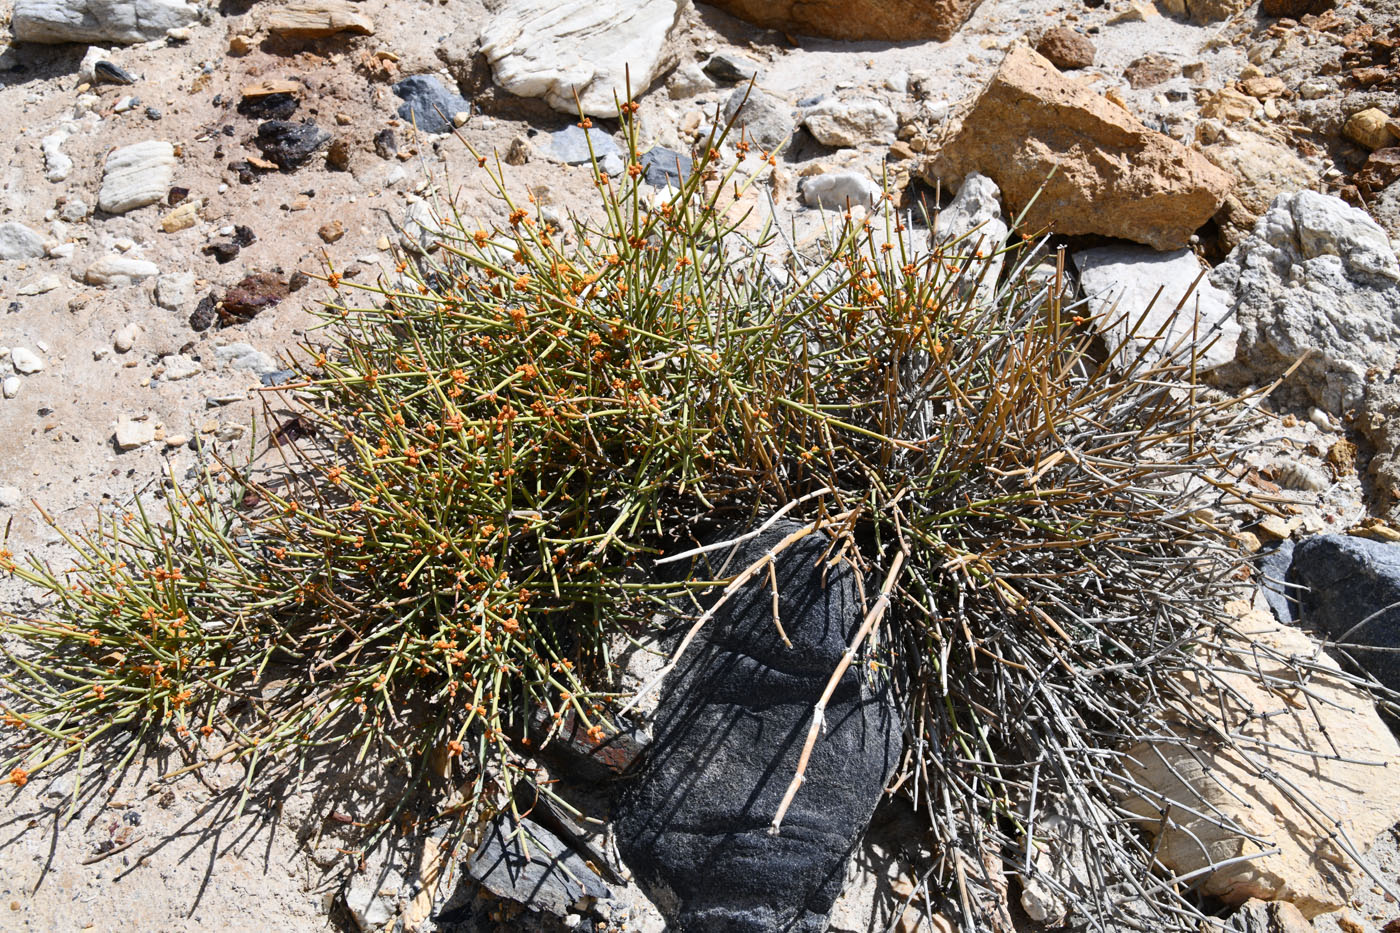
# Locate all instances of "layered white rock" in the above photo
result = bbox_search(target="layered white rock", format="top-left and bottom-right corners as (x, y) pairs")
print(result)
(98, 140), (174, 214)
(13, 0), (198, 44)
(1075, 244), (1239, 371)
(480, 0), (687, 118)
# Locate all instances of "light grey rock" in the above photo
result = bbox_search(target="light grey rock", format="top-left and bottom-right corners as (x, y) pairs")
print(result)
(480, 0), (687, 118)
(13, 0), (198, 44)
(17, 275), (62, 295)
(1212, 191), (1400, 414)
(1, 376), (17, 399)
(77, 45), (109, 82)
(98, 140), (174, 214)
(159, 353), (200, 380)
(114, 415), (154, 450)
(931, 172), (1009, 308)
(667, 60), (714, 98)
(721, 86), (794, 152)
(549, 124), (621, 165)
(0, 486), (21, 508)
(113, 322), (140, 352)
(85, 255), (158, 286)
(42, 128), (73, 182)
(802, 97), (897, 148)
(59, 197), (89, 222)
(704, 51), (759, 83)
(11, 346), (45, 374)
(0, 222), (46, 260)
(215, 343), (278, 375)
(801, 171), (880, 211)
(341, 867), (402, 932)
(155, 271), (194, 310)
(1075, 244), (1239, 371)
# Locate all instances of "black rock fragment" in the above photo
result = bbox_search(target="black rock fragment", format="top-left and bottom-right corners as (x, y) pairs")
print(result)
(237, 92), (298, 121)
(614, 520), (902, 933)
(466, 816), (611, 918)
(392, 75), (470, 134)
(220, 272), (289, 326)
(1290, 534), (1400, 693)
(640, 146), (693, 189)
(254, 120), (330, 170)
(93, 60), (136, 85)
(373, 128), (398, 160)
(190, 293), (218, 331)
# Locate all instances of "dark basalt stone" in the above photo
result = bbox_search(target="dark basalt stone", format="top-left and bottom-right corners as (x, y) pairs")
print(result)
(614, 520), (902, 932)
(254, 120), (330, 170)
(640, 146), (693, 189)
(393, 75), (470, 135)
(1291, 534), (1400, 693)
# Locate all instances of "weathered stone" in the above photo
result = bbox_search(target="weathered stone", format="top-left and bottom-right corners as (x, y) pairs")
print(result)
(115, 416), (155, 450)
(1291, 535), (1400, 694)
(640, 146), (692, 188)
(706, 0), (987, 42)
(85, 255), (159, 286)
(1210, 191), (1400, 414)
(221, 273), (289, 324)
(1036, 27), (1095, 70)
(549, 124), (621, 165)
(1359, 381), (1400, 521)
(98, 140), (175, 215)
(160, 199), (201, 233)
(1224, 899), (1315, 933)
(393, 75), (470, 135)
(1120, 611), (1400, 918)
(801, 171), (880, 210)
(704, 51), (760, 83)
(261, 1), (374, 39)
(13, 0), (197, 44)
(1201, 128), (1317, 251)
(721, 86), (795, 152)
(1260, 0), (1334, 16)
(254, 121), (330, 170)
(42, 129), (72, 182)
(10, 347), (44, 374)
(479, 0), (687, 119)
(159, 353), (201, 381)
(615, 521), (901, 933)
(1186, 0), (1248, 22)
(1073, 245), (1239, 370)
(1122, 54), (1179, 89)
(1241, 75), (1286, 99)
(932, 172), (1008, 307)
(803, 97), (897, 148)
(931, 48), (1232, 250)
(0, 222), (46, 260)
(1201, 88), (1258, 122)
(467, 816), (611, 916)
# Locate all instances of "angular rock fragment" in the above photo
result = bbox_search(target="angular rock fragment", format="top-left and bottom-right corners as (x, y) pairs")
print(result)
(466, 816), (611, 917)
(0, 222), (46, 260)
(708, 0), (987, 42)
(254, 121), (330, 170)
(931, 47), (1231, 250)
(1290, 534), (1400, 693)
(1073, 245), (1239, 370)
(1200, 128), (1316, 251)
(721, 86), (795, 152)
(98, 140), (175, 215)
(802, 97), (896, 148)
(479, 0), (687, 118)
(13, 0), (197, 44)
(261, 0), (374, 39)
(615, 521), (901, 933)
(393, 75), (470, 134)
(639, 146), (692, 188)
(549, 124), (621, 165)
(1121, 610), (1400, 918)
(220, 272), (289, 325)
(801, 171), (880, 210)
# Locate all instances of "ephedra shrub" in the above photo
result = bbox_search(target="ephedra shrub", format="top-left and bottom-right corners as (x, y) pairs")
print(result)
(1, 104), (1373, 929)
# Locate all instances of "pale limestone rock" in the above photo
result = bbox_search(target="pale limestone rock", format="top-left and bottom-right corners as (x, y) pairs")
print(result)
(480, 0), (687, 118)
(159, 353), (201, 381)
(1074, 245), (1239, 371)
(1121, 612), (1400, 918)
(155, 271), (195, 310)
(11, 347), (45, 374)
(13, 0), (197, 44)
(98, 140), (175, 215)
(0, 222), (46, 260)
(42, 128), (73, 182)
(85, 255), (159, 286)
(802, 97), (897, 148)
(115, 415), (155, 450)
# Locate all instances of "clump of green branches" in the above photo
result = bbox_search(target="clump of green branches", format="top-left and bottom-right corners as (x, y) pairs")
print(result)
(0, 101), (1367, 929)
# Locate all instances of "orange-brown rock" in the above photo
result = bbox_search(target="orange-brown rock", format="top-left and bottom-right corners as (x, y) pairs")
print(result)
(706, 0), (985, 42)
(930, 47), (1233, 250)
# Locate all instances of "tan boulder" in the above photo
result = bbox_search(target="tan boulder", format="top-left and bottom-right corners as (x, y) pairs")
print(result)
(929, 47), (1232, 249)
(706, 0), (985, 42)
(262, 1), (374, 39)
(1120, 611), (1400, 918)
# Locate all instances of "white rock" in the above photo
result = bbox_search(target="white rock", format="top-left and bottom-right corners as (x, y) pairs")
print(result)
(1, 376), (18, 398)
(802, 97), (897, 148)
(160, 353), (201, 380)
(13, 0), (198, 44)
(0, 486), (21, 508)
(17, 275), (61, 295)
(85, 255), (159, 287)
(1075, 245), (1239, 371)
(77, 46), (109, 83)
(11, 347), (45, 374)
(114, 415), (155, 450)
(479, 0), (687, 118)
(1212, 191), (1400, 414)
(155, 271), (195, 310)
(59, 197), (89, 222)
(0, 222), (47, 260)
(215, 343), (278, 375)
(97, 140), (175, 215)
(113, 322), (141, 353)
(42, 129), (73, 182)
(932, 172), (1009, 308)
(801, 172), (881, 211)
